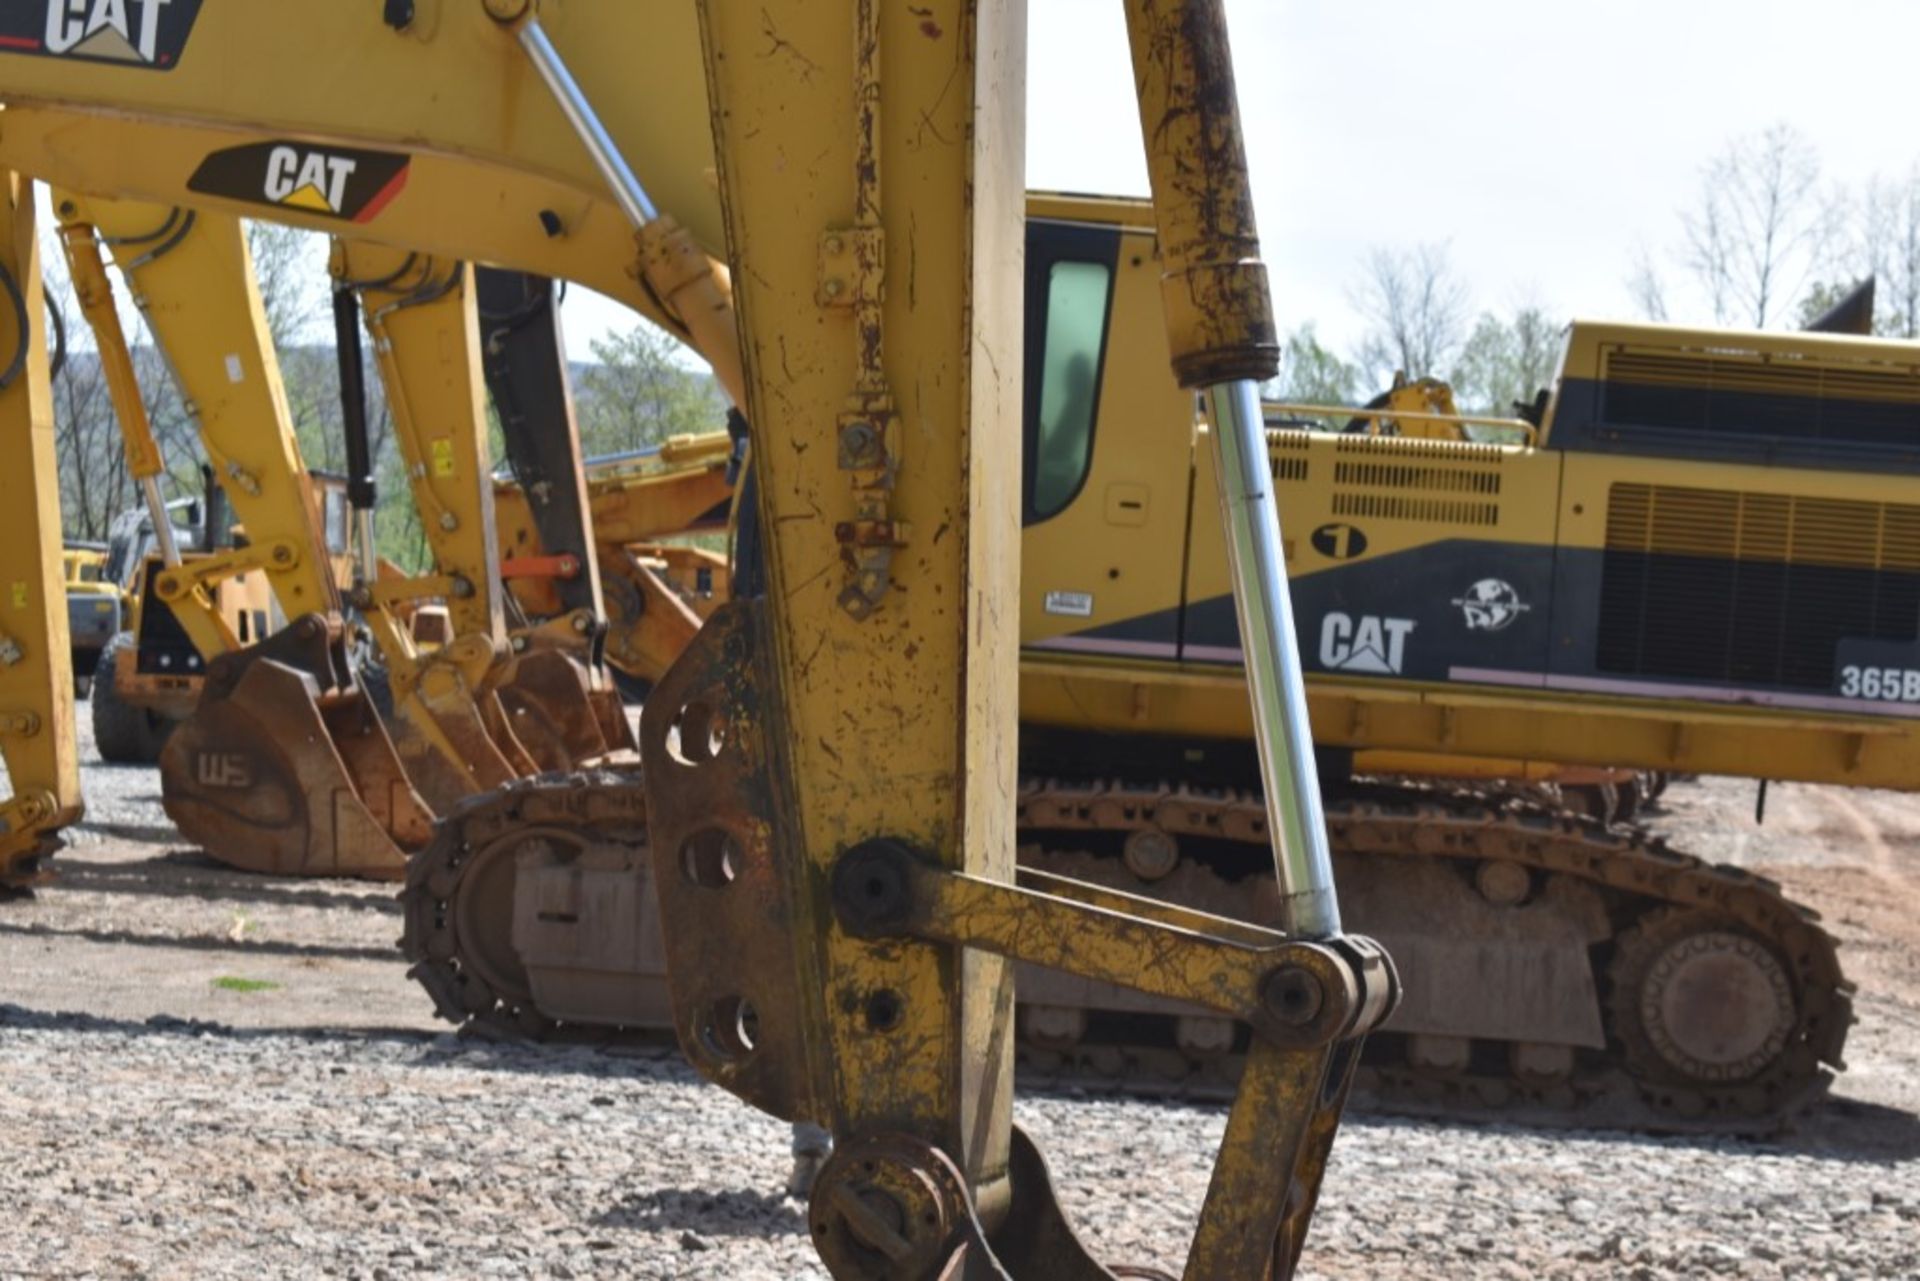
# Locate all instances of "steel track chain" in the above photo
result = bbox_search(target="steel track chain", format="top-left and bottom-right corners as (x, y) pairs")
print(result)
(398, 769), (1852, 1133)
(400, 770), (652, 1043)
(1016, 775), (1853, 1131)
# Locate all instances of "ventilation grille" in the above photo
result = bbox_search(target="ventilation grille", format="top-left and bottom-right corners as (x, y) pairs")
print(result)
(1600, 349), (1920, 449)
(1327, 438), (1503, 526)
(1263, 430), (1311, 483)
(1333, 435), (1507, 463)
(1332, 492), (1499, 526)
(1333, 460), (1501, 495)
(1597, 483), (1920, 689)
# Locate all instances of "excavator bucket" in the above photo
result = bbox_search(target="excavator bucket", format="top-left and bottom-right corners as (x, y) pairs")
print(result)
(159, 614), (430, 879)
(496, 646), (635, 766)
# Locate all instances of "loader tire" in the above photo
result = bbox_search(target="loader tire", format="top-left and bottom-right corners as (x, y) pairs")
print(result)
(90, 632), (174, 765)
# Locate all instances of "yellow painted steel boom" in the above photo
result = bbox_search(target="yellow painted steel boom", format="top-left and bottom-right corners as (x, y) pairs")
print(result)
(0, 170), (80, 891)
(0, 6), (1391, 1274)
(52, 193), (431, 879)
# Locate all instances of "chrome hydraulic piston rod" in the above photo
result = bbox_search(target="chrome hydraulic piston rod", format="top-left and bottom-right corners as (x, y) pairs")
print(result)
(1124, 0), (1341, 941)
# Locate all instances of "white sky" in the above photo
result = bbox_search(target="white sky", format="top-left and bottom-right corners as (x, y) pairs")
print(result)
(548, 0), (1920, 365)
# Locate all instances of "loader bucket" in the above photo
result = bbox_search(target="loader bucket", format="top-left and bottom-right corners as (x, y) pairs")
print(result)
(158, 615), (430, 879)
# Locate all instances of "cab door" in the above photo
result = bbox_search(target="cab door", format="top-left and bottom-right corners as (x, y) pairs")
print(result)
(1019, 217), (1196, 663)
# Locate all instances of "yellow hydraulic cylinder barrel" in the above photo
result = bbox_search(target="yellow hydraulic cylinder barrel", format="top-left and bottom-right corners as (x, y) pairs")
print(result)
(0, 172), (81, 889)
(57, 193), (342, 626)
(56, 225), (165, 482)
(1122, 0), (1280, 388)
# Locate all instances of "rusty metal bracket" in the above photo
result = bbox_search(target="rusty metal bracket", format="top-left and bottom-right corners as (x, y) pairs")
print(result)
(638, 599), (827, 1123)
(640, 600), (1398, 1278)
(830, 840), (1390, 1054)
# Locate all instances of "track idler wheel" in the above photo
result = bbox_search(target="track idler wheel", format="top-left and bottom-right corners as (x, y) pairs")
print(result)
(1609, 907), (1801, 1105)
(401, 771), (660, 1037)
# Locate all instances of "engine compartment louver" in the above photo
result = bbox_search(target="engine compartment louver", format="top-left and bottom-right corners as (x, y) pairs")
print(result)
(1598, 482), (1920, 689)
(1326, 436), (1502, 527)
(1600, 348), (1920, 450)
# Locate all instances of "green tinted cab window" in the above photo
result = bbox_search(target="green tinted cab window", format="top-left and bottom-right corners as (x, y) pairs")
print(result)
(1032, 260), (1112, 518)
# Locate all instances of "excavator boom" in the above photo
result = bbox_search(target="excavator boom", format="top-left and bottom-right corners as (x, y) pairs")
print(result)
(0, 170), (81, 891)
(1, 6), (1391, 1274)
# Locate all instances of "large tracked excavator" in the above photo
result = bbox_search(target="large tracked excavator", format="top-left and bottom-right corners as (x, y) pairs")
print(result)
(20, 0), (1888, 1134)
(4, 4), (1390, 1277)
(416, 192), (1882, 1133)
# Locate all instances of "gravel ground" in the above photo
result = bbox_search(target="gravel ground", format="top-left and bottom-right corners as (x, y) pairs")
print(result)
(1, 708), (1917, 1278)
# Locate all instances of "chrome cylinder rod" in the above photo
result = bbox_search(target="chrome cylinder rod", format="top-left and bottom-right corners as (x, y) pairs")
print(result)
(353, 508), (378, 591)
(1205, 378), (1341, 940)
(139, 476), (180, 567)
(513, 19), (659, 228)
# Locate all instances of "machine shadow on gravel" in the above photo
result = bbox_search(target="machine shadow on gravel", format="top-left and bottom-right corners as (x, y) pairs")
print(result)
(591, 1188), (807, 1238)
(0, 920), (399, 963)
(46, 852), (402, 915)
(1022, 1082), (1920, 1166)
(0, 1003), (715, 1085)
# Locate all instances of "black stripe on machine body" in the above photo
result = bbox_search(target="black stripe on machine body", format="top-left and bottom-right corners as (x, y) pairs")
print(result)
(1174, 536), (1920, 710)
(1184, 539), (1560, 684)
(1550, 375), (1920, 474)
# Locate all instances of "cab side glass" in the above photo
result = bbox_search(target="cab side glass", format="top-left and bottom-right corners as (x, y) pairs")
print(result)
(1031, 260), (1113, 520)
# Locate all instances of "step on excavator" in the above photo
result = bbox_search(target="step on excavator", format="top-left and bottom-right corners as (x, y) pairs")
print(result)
(15, 0), (1899, 1139)
(0, 3), (1397, 1275)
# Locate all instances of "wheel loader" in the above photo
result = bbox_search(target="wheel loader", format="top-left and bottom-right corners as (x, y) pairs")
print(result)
(85, 470), (280, 764)
(1, 4), (1398, 1276)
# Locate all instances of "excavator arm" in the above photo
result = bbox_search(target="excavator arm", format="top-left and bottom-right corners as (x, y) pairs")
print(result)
(0, 170), (80, 891)
(2, 4), (1394, 1273)
(52, 193), (431, 879)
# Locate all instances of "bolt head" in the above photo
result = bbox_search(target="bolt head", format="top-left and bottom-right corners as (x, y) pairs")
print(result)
(1262, 966), (1325, 1027)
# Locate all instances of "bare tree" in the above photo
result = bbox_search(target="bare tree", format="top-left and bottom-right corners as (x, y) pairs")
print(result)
(1351, 242), (1470, 387)
(245, 219), (327, 351)
(1626, 243), (1670, 322)
(1860, 169), (1920, 338)
(1680, 124), (1833, 328)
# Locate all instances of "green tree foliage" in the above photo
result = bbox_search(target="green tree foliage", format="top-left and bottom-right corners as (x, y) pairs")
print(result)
(1452, 307), (1561, 417)
(1269, 325), (1360, 408)
(574, 322), (725, 459)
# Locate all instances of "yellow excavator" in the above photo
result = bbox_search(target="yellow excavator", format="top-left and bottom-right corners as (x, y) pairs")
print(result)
(326, 243), (635, 812)
(0, 178), (79, 893)
(15, 7), (1881, 1129)
(438, 191), (1877, 1134)
(2, 5), (1396, 1277)
(57, 202), (649, 866)
(53, 195), (434, 878)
